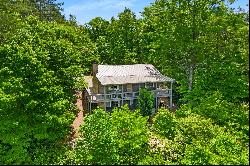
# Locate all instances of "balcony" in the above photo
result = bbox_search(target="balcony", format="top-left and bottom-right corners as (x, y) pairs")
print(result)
(87, 89), (171, 102)
(153, 89), (172, 97)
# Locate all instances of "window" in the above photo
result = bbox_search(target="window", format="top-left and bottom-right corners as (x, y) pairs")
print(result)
(123, 84), (127, 92)
(139, 83), (145, 88)
(145, 82), (155, 90)
(106, 85), (121, 93)
(106, 102), (111, 107)
(127, 84), (132, 92)
(132, 84), (140, 92)
(111, 101), (119, 108)
(108, 85), (118, 91)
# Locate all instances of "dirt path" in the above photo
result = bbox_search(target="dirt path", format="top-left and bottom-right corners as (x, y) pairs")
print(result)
(70, 91), (85, 141)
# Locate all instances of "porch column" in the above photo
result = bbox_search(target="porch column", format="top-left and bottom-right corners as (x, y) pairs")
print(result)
(104, 85), (107, 111)
(170, 82), (173, 109)
(87, 99), (89, 112)
(156, 97), (158, 110)
(89, 96), (92, 113)
(155, 83), (157, 110)
(121, 84), (124, 106)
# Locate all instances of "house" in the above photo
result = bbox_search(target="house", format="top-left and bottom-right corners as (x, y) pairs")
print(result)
(83, 64), (175, 113)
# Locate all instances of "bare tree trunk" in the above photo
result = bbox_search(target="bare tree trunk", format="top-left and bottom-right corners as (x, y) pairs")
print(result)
(188, 1), (197, 91)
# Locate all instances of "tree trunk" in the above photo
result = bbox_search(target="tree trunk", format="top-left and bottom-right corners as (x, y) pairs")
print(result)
(188, 64), (194, 91)
(188, 1), (197, 91)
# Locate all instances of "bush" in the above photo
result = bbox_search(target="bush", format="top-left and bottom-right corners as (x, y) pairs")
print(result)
(209, 133), (249, 165)
(176, 114), (220, 144)
(138, 88), (154, 117)
(75, 108), (117, 165)
(75, 105), (149, 165)
(192, 92), (249, 145)
(152, 108), (177, 139)
(181, 132), (249, 165)
(181, 141), (213, 165)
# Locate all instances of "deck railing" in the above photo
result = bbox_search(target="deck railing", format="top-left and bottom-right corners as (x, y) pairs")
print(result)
(87, 89), (171, 102)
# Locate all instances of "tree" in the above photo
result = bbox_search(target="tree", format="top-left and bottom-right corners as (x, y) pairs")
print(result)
(111, 106), (149, 164)
(86, 8), (143, 65)
(0, 0), (66, 43)
(75, 108), (118, 165)
(141, 0), (248, 104)
(75, 105), (149, 165)
(152, 108), (177, 139)
(182, 132), (249, 165)
(150, 107), (249, 165)
(0, 16), (95, 164)
(138, 88), (154, 117)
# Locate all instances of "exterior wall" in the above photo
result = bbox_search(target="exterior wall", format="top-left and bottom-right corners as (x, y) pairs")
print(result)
(127, 84), (132, 92)
(99, 84), (104, 94)
(87, 76), (173, 112)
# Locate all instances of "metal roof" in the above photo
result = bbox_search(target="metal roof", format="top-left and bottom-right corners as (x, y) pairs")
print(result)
(96, 64), (175, 85)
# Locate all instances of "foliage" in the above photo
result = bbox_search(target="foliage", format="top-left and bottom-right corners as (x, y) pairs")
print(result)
(181, 141), (212, 165)
(176, 114), (220, 144)
(0, 0), (249, 164)
(138, 88), (154, 117)
(152, 108), (177, 139)
(193, 92), (249, 125)
(0, 16), (95, 164)
(111, 106), (149, 164)
(141, 0), (248, 103)
(75, 108), (117, 165)
(75, 105), (149, 165)
(191, 91), (249, 144)
(86, 8), (143, 64)
(182, 132), (249, 165)
(0, 0), (65, 43)
(150, 107), (249, 165)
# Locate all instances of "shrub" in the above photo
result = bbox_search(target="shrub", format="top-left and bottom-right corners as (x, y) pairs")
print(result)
(152, 108), (177, 139)
(138, 88), (154, 117)
(75, 105), (149, 165)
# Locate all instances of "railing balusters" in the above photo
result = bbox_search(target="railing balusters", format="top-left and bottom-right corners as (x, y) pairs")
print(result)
(87, 88), (171, 102)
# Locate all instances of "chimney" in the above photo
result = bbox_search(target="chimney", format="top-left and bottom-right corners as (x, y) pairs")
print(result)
(92, 62), (98, 76)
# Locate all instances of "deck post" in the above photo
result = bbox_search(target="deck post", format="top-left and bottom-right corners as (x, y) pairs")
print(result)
(90, 102), (91, 113)
(87, 99), (89, 112)
(154, 83), (157, 110)
(104, 85), (107, 111)
(170, 82), (173, 109)
(121, 84), (124, 106)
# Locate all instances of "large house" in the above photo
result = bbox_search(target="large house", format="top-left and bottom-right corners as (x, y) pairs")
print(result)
(83, 64), (175, 113)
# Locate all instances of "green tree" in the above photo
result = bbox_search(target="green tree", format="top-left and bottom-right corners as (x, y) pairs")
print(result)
(152, 108), (177, 139)
(87, 8), (143, 64)
(111, 106), (149, 164)
(0, 0), (66, 43)
(75, 108), (118, 165)
(141, 0), (249, 104)
(182, 132), (249, 165)
(138, 88), (154, 117)
(0, 16), (95, 164)
(75, 105), (149, 165)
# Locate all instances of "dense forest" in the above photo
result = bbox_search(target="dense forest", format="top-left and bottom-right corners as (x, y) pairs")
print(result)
(0, 0), (249, 165)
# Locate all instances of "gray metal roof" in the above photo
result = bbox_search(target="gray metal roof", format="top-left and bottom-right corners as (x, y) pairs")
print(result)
(96, 64), (175, 85)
